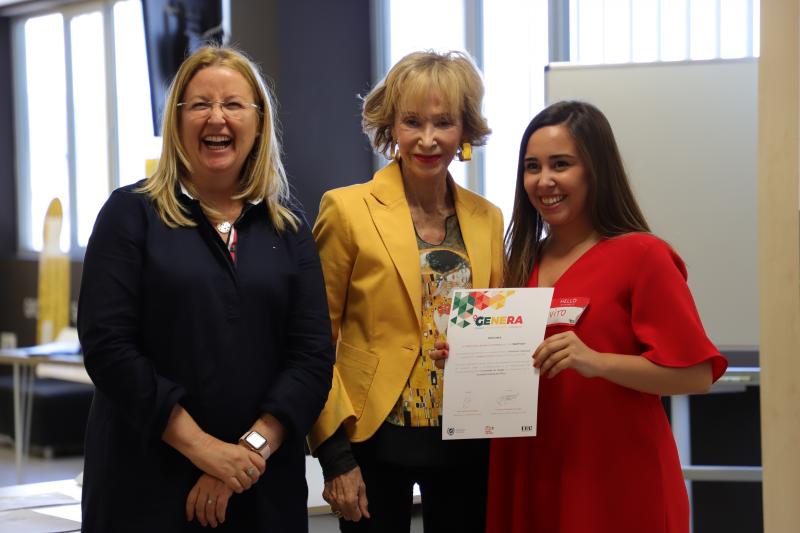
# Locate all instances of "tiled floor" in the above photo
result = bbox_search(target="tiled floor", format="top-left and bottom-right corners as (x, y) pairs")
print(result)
(0, 444), (83, 488)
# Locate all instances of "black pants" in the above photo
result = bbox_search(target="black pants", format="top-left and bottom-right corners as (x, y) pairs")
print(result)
(339, 423), (488, 533)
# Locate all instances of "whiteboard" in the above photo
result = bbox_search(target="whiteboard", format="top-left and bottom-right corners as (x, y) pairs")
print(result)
(546, 59), (758, 348)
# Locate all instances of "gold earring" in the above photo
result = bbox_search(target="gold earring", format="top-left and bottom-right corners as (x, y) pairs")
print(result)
(457, 142), (472, 162)
(393, 143), (400, 161)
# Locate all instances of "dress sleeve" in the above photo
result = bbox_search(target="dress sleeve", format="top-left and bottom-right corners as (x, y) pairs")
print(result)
(314, 425), (358, 481)
(307, 191), (359, 452)
(77, 190), (186, 450)
(259, 214), (336, 438)
(630, 238), (728, 382)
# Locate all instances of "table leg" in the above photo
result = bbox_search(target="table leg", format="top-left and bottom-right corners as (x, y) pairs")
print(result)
(23, 365), (35, 466)
(12, 363), (36, 484)
(12, 363), (22, 484)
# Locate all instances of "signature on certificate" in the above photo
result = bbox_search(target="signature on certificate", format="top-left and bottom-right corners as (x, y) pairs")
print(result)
(496, 391), (519, 406)
(462, 391), (473, 408)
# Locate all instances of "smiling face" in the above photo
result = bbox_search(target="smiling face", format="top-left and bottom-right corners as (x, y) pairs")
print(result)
(178, 65), (260, 190)
(391, 91), (464, 185)
(522, 124), (592, 233)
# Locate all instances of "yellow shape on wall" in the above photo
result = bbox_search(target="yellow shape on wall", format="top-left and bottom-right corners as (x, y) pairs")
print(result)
(37, 198), (70, 344)
(146, 158), (159, 178)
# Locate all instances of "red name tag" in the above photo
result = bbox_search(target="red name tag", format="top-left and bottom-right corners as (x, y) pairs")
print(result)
(547, 297), (590, 326)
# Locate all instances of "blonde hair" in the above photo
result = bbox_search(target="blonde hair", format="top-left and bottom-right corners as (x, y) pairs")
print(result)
(362, 50), (491, 158)
(138, 45), (298, 232)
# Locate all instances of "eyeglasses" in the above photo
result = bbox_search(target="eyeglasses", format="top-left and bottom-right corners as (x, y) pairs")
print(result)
(177, 100), (260, 119)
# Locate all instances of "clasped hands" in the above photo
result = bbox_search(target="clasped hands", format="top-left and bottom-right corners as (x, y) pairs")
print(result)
(429, 331), (602, 379)
(186, 437), (266, 528)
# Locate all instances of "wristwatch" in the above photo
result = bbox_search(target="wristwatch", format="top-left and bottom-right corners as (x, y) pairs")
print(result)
(239, 430), (271, 460)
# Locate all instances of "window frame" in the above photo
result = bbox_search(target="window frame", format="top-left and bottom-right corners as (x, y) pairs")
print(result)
(369, 0), (486, 194)
(568, 0), (759, 64)
(12, 0), (121, 256)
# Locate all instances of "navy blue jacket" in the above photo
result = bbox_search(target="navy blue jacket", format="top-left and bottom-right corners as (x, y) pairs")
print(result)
(78, 183), (334, 532)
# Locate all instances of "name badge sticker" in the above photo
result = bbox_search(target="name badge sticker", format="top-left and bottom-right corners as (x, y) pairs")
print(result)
(547, 297), (590, 326)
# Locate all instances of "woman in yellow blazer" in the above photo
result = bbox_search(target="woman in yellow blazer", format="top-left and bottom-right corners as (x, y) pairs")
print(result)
(308, 51), (504, 533)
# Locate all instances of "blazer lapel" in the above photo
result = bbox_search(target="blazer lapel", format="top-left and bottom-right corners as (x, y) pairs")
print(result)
(367, 163), (423, 326)
(453, 184), (491, 289)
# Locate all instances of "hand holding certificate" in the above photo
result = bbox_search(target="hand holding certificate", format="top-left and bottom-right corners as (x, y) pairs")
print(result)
(442, 288), (553, 440)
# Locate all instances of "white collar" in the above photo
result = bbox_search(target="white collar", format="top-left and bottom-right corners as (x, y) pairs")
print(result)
(179, 181), (262, 205)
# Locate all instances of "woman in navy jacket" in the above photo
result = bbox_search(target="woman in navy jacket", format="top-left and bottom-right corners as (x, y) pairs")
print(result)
(77, 46), (334, 532)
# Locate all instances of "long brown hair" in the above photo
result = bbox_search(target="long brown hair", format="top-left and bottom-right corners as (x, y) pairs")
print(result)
(504, 101), (650, 286)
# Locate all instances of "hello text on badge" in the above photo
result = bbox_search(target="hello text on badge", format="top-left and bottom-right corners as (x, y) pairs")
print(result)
(547, 297), (590, 326)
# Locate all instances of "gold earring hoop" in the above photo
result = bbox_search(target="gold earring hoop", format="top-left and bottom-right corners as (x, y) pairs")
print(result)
(457, 142), (472, 162)
(393, 143), (400, 161)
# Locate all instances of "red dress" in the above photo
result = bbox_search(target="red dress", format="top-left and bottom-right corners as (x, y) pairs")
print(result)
(486, 233), (727, 533)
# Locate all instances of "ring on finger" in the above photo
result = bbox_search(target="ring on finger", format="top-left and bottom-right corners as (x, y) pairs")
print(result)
(332, 509), (343, 518)
(246, 466), (257, 478)
(207, 499), (214, 505)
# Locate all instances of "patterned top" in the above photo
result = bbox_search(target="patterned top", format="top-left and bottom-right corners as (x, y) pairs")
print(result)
(387, 215), (472, 427)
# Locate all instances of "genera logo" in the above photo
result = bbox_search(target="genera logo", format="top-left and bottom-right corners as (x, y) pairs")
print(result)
(451, 290), (517, 328)
(474, 315), (523, 326)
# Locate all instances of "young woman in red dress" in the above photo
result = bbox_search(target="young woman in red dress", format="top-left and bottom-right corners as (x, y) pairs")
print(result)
(434, 100), (727, 532)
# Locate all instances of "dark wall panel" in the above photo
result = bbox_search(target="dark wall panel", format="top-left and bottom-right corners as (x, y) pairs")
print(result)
(275, 0), (373, 222)
(227, 0), (279, 88)
(0, 17), (17, 256)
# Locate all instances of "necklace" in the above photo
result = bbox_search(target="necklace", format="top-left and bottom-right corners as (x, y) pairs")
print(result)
(216, 221), (232, 234)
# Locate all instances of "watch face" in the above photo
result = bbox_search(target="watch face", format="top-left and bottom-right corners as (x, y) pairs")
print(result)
(245, 431), (267, 450)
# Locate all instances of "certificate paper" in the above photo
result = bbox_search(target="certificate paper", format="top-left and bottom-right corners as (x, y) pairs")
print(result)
(442, 288), (553, 440)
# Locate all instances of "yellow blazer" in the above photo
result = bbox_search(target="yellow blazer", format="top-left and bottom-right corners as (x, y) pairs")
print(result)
(307, 162), (505, 451)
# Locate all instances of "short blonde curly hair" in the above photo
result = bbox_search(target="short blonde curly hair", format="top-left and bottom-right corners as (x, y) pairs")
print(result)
(362, 50), (491, 158)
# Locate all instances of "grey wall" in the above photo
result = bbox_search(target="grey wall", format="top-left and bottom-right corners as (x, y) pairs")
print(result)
(231, 0), (374, 222)
(0, 16), (17, 256)
(0, 16), (21, 347)
(275, 0), (374, 221)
